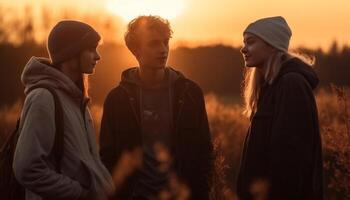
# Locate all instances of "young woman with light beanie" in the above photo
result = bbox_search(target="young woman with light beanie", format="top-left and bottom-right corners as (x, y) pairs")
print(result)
(236, 16), (324, 200)
(13, 20), (115, 200)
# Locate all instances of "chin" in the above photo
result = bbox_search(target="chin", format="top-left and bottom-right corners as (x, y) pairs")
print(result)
(245, 60), (260, 68)
(84, 69), (95, 74)
(244, 62), (254, 67)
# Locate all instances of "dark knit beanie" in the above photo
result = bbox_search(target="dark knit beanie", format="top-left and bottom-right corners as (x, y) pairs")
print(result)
(47, 20), (101, 65)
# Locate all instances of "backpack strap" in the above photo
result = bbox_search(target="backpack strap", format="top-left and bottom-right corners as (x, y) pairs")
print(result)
(26, 85), (64, 173)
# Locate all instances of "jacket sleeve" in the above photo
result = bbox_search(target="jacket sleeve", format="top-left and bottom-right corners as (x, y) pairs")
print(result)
(268, 73), (318, 199)
(99, 91), (119, 173)
(194, 86), (214, 200)
(13, 89), (85, 200)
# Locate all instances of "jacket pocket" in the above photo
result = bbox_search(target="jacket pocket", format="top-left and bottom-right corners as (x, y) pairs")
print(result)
(77, 160), (103, 200)
(63, 153), (96, 192)
(74, 160), (94, 190)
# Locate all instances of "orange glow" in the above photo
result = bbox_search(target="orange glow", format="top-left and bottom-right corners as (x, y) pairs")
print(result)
(105, 0), (185, 22)
(1, 0), (350, 50)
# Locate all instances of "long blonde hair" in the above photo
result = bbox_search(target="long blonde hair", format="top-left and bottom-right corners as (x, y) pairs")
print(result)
(242, 51), (315, 118)
(242, 51), (286, 118)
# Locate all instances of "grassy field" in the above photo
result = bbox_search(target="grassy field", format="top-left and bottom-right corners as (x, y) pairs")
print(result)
(0, 86), (349, 199)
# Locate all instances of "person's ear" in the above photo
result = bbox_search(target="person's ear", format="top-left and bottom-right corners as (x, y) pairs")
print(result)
(267, 44), (278, 53)
(72, 54), (82, 72)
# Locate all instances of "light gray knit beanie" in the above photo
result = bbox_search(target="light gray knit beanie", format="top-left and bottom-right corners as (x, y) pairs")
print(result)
(244, 16), (292, 52)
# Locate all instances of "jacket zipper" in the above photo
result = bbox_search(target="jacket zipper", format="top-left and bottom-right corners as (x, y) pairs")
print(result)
(81, 98), (94, 154)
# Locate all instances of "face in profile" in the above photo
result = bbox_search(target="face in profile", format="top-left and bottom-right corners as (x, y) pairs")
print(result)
(79, 46), (101, 74)
(134, 28), (170, 70)
(241, 32), (276, 68)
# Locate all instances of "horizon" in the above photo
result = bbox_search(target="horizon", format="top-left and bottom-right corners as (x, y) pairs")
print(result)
(1, 0), (350, 51)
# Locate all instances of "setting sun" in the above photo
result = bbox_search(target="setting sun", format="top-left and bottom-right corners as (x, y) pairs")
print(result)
(105, 0), (185, 22)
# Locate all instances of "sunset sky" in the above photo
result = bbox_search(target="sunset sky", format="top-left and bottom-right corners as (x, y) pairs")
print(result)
(2, 0), (350, 50)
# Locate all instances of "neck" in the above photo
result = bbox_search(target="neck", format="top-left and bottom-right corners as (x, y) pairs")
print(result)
(57, 61), (87, 98)
(138, 66), (166, 86)
(61, 65), (81, 83)
(59, 62), (84, 90)
(256, 65), (267, 78)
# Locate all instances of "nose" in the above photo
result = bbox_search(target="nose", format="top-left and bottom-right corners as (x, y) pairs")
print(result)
(160, 42), (168, 54)
(94, 51), (101, 61)
(240, 45), (247, 55)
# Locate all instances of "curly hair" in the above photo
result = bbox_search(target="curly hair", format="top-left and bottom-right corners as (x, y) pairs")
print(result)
(124, 15), (173, 53)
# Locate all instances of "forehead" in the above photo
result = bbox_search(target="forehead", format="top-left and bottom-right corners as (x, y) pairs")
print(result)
(243, 32), (259, 41)
(138, 28), (170, 42)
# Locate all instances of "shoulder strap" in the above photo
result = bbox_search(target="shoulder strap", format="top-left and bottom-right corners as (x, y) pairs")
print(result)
(27, 85), (64, 173)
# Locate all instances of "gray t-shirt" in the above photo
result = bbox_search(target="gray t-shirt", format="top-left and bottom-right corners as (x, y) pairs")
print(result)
(133, 79), (173, 199)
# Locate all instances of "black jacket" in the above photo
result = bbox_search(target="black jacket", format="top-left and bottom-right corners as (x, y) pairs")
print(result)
(100, 67), (213, 200)
(237, 58), (324, 200)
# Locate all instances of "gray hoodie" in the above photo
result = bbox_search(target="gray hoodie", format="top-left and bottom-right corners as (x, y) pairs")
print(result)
(13, 57), (114, 200)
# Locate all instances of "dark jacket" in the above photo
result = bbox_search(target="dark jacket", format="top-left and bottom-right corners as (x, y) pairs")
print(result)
(100, 67), (213, 200)
(237, 58), (324, 200)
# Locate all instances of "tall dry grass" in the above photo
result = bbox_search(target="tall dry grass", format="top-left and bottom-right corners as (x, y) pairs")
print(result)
(317, 86), (350, 199)
(0, 87), (349, 199)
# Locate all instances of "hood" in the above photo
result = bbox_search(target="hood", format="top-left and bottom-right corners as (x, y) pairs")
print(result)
(120, 67), (185, 89)
(21, 56), (83, 99)
(279, 57), (319, 89)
